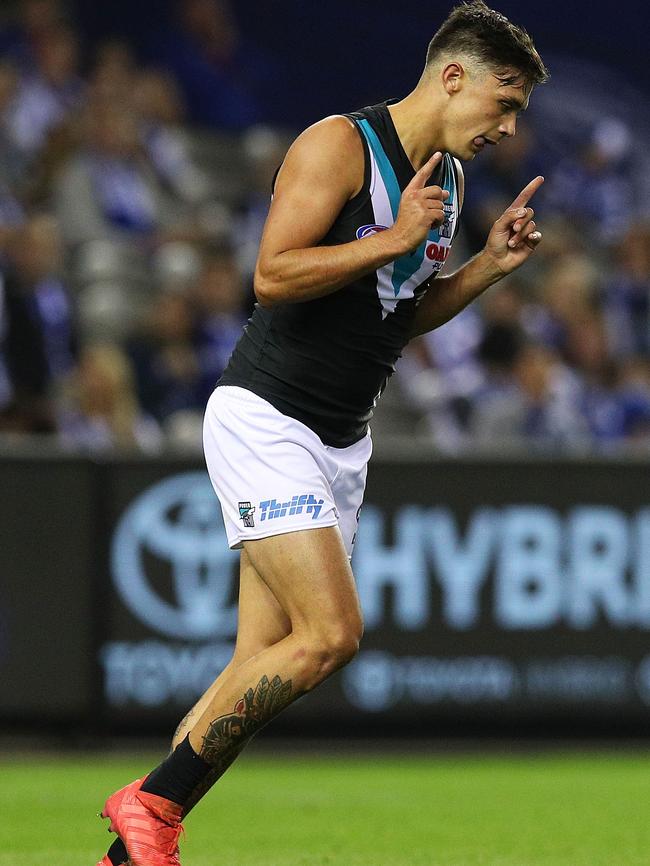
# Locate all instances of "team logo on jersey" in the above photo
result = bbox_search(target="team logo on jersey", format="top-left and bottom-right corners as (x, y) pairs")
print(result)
(439, 203), (455, 239)
(356, 224), (389, 240)
(238, 501), (256, 528)
(260, 494), (324, 522)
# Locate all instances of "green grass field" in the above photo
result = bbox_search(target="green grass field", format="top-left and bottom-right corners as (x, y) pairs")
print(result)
(3, 750), (650, 866)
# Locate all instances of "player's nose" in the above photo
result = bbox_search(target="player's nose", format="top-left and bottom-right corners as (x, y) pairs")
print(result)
(498, 116), (517, 138)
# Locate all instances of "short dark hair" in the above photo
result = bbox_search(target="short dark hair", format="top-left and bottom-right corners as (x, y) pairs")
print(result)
(425, 1), (549, 90)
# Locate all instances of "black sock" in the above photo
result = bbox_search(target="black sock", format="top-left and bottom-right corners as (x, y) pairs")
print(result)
(140, 735), (212, 807)
(107, 838), (128, 866)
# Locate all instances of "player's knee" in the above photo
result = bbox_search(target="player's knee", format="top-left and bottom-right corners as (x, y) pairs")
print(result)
(324, 627), (361, 669)
(300, 618), (362, 687)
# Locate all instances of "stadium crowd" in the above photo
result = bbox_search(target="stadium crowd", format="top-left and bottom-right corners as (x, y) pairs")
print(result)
(0, 0), (649, 455)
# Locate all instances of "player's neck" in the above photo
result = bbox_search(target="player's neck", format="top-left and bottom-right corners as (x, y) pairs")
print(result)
(387, 86), (446, 170)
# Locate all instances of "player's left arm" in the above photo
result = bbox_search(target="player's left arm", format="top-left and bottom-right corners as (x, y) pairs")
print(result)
(409, 171), (544, 339)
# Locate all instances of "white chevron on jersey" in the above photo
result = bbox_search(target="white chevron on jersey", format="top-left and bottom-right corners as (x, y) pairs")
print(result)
(364, 149), (459, 320)
(365, 149), (399, 318)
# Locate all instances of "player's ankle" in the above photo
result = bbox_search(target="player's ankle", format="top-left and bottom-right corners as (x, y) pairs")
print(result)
(140, 735), (212, 808)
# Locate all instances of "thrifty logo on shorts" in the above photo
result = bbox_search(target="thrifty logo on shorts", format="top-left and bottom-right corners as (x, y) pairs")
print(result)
(238, 501), (256, 528)
(259, 494), (324, 522)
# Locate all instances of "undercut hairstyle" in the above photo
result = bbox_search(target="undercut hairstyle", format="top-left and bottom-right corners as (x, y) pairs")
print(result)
(425, 0), (549, 89)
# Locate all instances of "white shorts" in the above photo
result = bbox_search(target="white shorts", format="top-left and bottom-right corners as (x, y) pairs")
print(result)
(203, 386), (372, 557)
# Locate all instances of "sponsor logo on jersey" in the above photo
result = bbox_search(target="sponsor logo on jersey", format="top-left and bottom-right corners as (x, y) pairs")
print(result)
(260, 493), (325, 522)
(238, 501), (256, 527)
(356, 224), (389, 240)
(425, 242), (451, 263)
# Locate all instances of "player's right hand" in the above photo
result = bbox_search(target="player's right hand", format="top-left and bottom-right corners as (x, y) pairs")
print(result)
(392, 151), (449, 251)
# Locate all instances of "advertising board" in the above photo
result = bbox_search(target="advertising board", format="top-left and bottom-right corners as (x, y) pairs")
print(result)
(0, 457), (95, 719)
(97, 458), (650, 733)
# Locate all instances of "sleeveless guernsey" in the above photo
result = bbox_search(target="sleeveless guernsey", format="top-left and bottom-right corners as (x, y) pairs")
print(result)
(219, 101), (462, 447)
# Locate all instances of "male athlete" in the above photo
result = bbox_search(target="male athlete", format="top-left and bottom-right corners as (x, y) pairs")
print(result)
(96, 3), (548, 864)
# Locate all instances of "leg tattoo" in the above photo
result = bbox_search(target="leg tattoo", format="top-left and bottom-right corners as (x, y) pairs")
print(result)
(199, 674), (293, 765)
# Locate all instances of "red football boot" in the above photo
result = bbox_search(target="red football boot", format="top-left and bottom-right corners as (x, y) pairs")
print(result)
(96, 779), (139, 865)
(101, 778), (184, 866)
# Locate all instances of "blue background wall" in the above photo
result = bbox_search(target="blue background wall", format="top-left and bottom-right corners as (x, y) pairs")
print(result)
(72, 0), (649, 127)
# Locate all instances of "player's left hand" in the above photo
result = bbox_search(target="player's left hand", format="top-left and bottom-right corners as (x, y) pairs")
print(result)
(483, 176), (544, 275)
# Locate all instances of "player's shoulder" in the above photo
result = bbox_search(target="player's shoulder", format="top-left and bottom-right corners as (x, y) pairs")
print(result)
(290, 114), (362, 158)
(277, 115), (364, 191)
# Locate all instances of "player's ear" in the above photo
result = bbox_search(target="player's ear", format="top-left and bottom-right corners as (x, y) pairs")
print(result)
(442, 62), (464, 95)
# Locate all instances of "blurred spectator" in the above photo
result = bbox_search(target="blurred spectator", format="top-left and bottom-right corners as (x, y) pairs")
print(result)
(544, 117), (636, 245)
(0, 0), (68, 69)
(191, 244), (246, 404)
(87, 39), (136, 104)
(472, 338), (588, 452)
(601, 224), (650, 358)
(53, 99), (194, 247)
(0, 60), (28, 189)
(616, 358), (650, 451)
(132, 67), (211, 204)
(5, 25), (83, 158)
(56, 343), (162, 452)
(0, 214), (74, 432)
(524, 253), (599, 356)
(128, 289), (203, 424)
(398, 283), (528, 452)
(0, 183), (25, 257)
(398, 305), (485, 452)
(152, 240), (202, 295)
(234, 125), (291, 288)
(146, 0), (277, 130)
(563, 309), (640, 451)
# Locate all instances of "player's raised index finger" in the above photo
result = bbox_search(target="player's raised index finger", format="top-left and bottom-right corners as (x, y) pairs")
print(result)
(510, 176), (545, 209)
(408, 151), (443, 189)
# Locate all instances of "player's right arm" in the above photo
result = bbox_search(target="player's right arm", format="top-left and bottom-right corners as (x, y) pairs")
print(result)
(254, 117), (447, 307)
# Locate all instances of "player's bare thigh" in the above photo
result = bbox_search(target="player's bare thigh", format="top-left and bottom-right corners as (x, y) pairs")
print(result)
(234, 547), (292, 660)
(242, 524), (363, 646)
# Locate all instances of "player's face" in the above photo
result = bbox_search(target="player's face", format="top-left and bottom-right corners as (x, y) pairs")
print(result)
(445, 68), (530, 161)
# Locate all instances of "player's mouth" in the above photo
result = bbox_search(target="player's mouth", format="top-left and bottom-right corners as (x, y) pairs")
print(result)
(472, 136), (498, 151)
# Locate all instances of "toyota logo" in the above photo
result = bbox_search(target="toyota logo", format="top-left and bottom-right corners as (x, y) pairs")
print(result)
(111, 472), (239, 640)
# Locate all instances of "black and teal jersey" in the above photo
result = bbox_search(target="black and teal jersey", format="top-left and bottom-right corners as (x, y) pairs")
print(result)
(219, 100), (462, 447)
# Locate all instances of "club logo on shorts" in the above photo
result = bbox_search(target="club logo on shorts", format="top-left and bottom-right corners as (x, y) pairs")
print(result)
(259, 494), (324, 522)
(238, 501), (256, 528)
